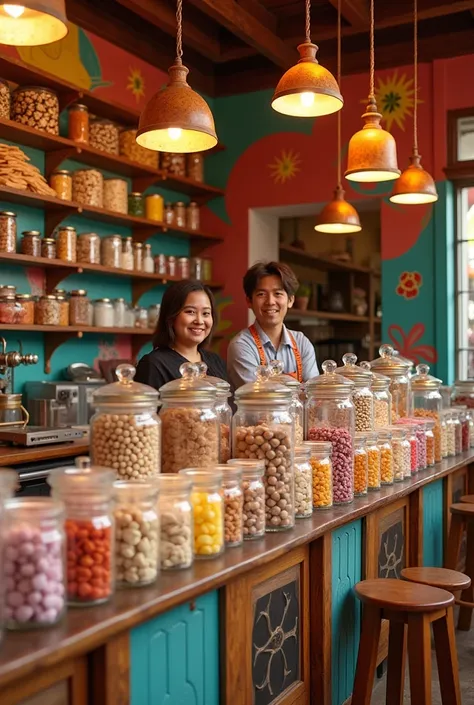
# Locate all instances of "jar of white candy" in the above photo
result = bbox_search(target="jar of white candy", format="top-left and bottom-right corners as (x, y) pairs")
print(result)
(294, 446), (313, 518)
(157, 475), (193, 570)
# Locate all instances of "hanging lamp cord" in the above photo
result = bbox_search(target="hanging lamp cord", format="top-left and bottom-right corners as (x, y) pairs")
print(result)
(176, 0), (183, 64)
(368, 0), (375, 105)
(413, 0), (418, 156)
(305, 0), (311, 43)
(337, 0), (342, 187)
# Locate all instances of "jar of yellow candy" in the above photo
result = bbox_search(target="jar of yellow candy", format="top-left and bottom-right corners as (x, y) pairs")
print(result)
(179, 469), (224, 559)
(303, 440), (333, 510)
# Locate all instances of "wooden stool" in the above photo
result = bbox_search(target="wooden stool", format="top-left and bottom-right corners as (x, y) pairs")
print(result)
(401, 566), (471, 594)
(446, 503), (474, 630)
(460, 494), (474, 503)
(352, 578), (460, 705)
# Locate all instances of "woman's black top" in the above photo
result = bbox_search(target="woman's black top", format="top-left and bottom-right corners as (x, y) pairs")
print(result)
(135, 347), (228, 391)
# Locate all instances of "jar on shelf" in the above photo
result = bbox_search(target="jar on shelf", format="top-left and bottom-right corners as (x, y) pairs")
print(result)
(294, 446), (313, 518)
(0, 78), (11, 120)
(167, 255), (177, 277)
(0, 284), (16, 297)
(55, 294), (69, 327)
(35, 294), (60, 325)
(134, 306), (148, 329)
(113, 298), (126, 328)
(91, 363), (161, 479)
(145, 194), (164, 222)
(174, 202), (186, 228)
(128, 192), (144, 218)
(20, 230), (41, 257)
(303, 440), (333, 510)
(305, 360), (354, 505)
(179, 469), (224, 559)
(353, 432), (368, 496)
(77, 232), (100, 264)
(377, 429), (394, 485)
(94, 298), (114, 327)
(125, 303), (135, 328)
(164, 203), (174, 226)
(119, 128), (159, 168)
(388, 426), (410, 481)
(451, 380), (474, 408)
(364, 431), (380, 490)
(143, 243), (154, 273)
(50, 170), (72, 201)
(101, 235), (122, 269)
(72, 168), (103, 207)
(113, 480), (160, 588)
(177, 256), (190, 279)
(15, 294), (34, 325)
(337, 353), (374, 432)
(121, 237), (133, 271)
(69, 289), (90, 326)
(202, 258), (213, 282)
(451, 409), (463, 455)
(41, 237), (56, 259)
(48, 458), (115, 607)
(187, 153), (204, 182)
(0, 211), (17, 254)
(160, 362), (219, 473)
(400, 422), (419, 474)
(370, 344), (412, 420)
(410, 363), (442, 462)
(220, 464), (244, 546)
(227, 459), (266, 540)
(233, 365), (295, 531)
(399, 419), (427, 470)
(67, 103), (89, 144)
(133, 242), (143, 271)
(157, 474), (193, 569)
(154, 253), (167, 275)
(161, 152), (185, 176)
(191, 257), (203, 280)
(103, 178), (128, 215)
(89, 118), (119, 154)
(186, 202), (200, 231)
(419, 418), (436, 466)
(3, 497), (66, 628)
(56, 225), (77, 263)
(11, 86), (59, 135)
(0, 295), (21, 324)
(147, 304), (160, 329)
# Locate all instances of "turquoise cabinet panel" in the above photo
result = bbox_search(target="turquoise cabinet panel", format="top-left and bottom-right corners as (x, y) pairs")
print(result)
(130, 591), (220, 705)
(331, 520), (363, 705)
(422, 480), (444, 567)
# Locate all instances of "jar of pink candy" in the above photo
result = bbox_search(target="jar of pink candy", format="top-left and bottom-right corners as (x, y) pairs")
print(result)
(305, 360), (355, 505)
(3, 497), (66, 630)
(0, 470), (17, 642)
(397, 419), (426, 471)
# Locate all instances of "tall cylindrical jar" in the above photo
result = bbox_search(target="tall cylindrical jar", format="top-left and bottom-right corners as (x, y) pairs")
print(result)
(337, 353), (374, 431)
(440, 412), (448, 458)
(103, 178), (128, 214)
(91, 364), (161, 479)
(69, 289), (90, 326)
(366, 431), (381, 490)
(158, 475), (194, 570)
(68, 103), (89, 144)
(145, 194), (164, 222)
(0, 471), (19, 642)
(204, 372), (232, 463)
(143, 244), (154, 273)
(56, 225), (77, 263)
(179, 469), (224, 559)
(77, 232), (100, 264)
(353, 432), (368, 496)
(359, 362), (392, 429)
(294, 446), (313, 518)
(227, 459), (266, 540)
(378, 429), (394, 485)
(269, 362), (304, 445)
(305, 360), (355, 505)
(133, 242), (143, 271)
(72, 168), (103, 207)
(0, 211), (17, 253)
(443, 411), (455, 457)
(113, 298), (126, 328)
(388, 426), (410, 481)
(370, 344), (412, 420)
(451, 410), (463, 455)
(50, 170), (72, 201)
(303, 441), (333, 510)
(121, 237), (133, 270)
(410, 363), (442, 462)
(220, 464), (244, 546)
(101, 235), (122, 269)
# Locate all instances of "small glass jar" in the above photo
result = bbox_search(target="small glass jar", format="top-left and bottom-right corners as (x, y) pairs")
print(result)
(158, 475), (193, 569)
(91, 363), (161, 479)
(186, 202), (200, 231)
(303, 440), (333, 510)
(154, 253), (167, 275)
(294, 446), (313, 518)
(366, 431), (381, 490)
(378, 430), (394, 485)
(0, 284), (16, 297)
(72, 168), (103, 207)
(0, 211), (17, 253)
(101, 235), (122, 269)
(0, 78), (11, 120)
(41, 237), (56, 259)
(370, 344), (412, 420)
(133, 242), (143, 271)
(187, 153), (204, 181)
(145, 194), (164, 222)
(388, 426), (410, 481)
(451, 380), (474, 409)
(399, 420), (427, 470)
(68, 103), (89, 144)
(167, 255), (177, 277)
(147, 303), (160, 329)
(113, 480), (160, 588)
(191, 257), (203, 280)
(143, 243), (154, 273)
(177, 256), (190, 279)
(179, 469), (224, 559)
(121, 237), (133, 271)
(164, 203), (174, 226)
(128, 192), (144, 217)
(15, 294), (34, 325)
(451, 410), (463, 455)
(174, 202), (186, 228)
(227, 459), (266, 540)
(353, 432), (368, 496)
(48, 459), (115, 607)
(103, 178), (128, 214)
(0, 295), (21, 324)
(457, 407), (471, 452)
(56, 294), (69, 327)
(202, 258), (213, 282)
(20, 230), (41, 257)
(113, 298), (126, 328)
(125, 303), (135, 328)
(440, 412), (448, 458)
(35, 294), (60, 325)
(135, 307), (148, 329)
(3, 497), (66, 629)
(221, 465), (244, 546)
(411, 363), (442, 462)
(69, 289), (90, 326)
(161, 152), (185, 175)
(56, 225), (77, 263)
(77, 232), (100, 264)
(89, 118), (119, 154)
(94, 298), (114, 327)
(338, 353), (374, 432)
(400, 423), (419, 474)
(50, 170), (72, 201)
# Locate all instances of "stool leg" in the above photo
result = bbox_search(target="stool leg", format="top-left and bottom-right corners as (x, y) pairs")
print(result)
(352, 604), (382, 705)
(445, 514), (464, 570)
(386, 621), (407, 705)
(457, 521), (474, 631)
(407, 614), (432, 705)
(433, 608), (462, 705)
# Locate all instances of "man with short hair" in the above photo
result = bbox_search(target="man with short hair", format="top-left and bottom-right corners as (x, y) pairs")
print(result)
(227, 261), (319, 389)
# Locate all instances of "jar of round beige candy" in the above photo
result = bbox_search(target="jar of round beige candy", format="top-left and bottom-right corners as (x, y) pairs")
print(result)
(103, 178), (128, 214)
(91, 363), (161, 479)
(227, 460), (266, 540)
(157, 475), (193, 570)
(77, 232), (100, 264)
(164, 203), (174, 226)
(0, 78), (11, 120)
(186, 153), (204, 182)
(11, 86), (59, 135)
(119, 128), (158, 168)
(133, 242), (143, 271)
(20, 230), (41, 257)
(161, 152), (185, 176)
(89, 118), (119, 155)
(56, 225), (77, 263)
(220, 465), (244, 547)
(69, 290), (90, 326)
(101, 235), (122, 269)
(0, 284), (16, 297)
(294, 446), (313, 518)
(15, 294), (34, 325)
(41, 237), (56, 259)
(121, 237), (133, 270)
(35, 295), (60, 325)
(55, 295), (69, 327)
(186, 202), (200, 231)
(0, 211), (16, 254)
(174, 202), (186, 228)
(72, 169), (103, 208)
(50, 170), (72, 201)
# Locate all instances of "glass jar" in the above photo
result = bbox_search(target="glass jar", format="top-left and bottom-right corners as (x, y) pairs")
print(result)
(179, 469), (224, 559)
(72, 168), (103, 207)
(148, 303), (160, 329)
(103, 178), (128, 214)
(145, 194), (164, 222)
(134, 307), (148, 329)
(158, 475), (194, 569)
(303, 440), (333, 510)
(113, 298), (126, 328)
(20, 230), (41, 257)
(128, 192), (144, 217)
(191, 257), (203, 280)
(294, 446), (313, 518)
(113, 480), (160, 588)
(91, 364), (161, 478)
(48, 459), (115, 607)
(94, 298), (114, 327)
(89, 118), (119, 154)
(15, 294), (34, 325)
(119, 128), (158, 168)
(101, 235), (122, 269)
(353, 432), (368, 496)
(11, 86), (59, 134)
(411, 363), (442, 462)
(366, 431), (381, 490)
(143, 244), (154, 273)
(399, 419), (427, 470)
(388, 426), (410, 481)
(56, 225), (77, 263)
(164, 203), (174, 226)
(50, 170), (72, 201)
(3, 497), (66, 628)
(202, 258), (213, 282)
(378, 430), (394, 485)
(161, 152), (185, 176)
(468, 410), (474, 448)
(0, 295), (21, 324)
(0, 211), (17, 253)
(457, 407), (471, 452)
(125, 303), (135, 328)
(451, 410), (463, 455)
(177, 256), (190, 279)
(186, 202), (200, 231)
(0, 284), (16, 297)
(133, 242), (143, 271)
(41, 237), (56, 259)
(121, 237), (133, 271)
(337, 353), (374, 432)
(269, 362), (304, 445)
(370, 344), (412, 420)
(68, 103), (89, 144)
(154, 253), (167, 275)
(167, 255), (177, 277)
(0, 78), (11, 120)
(160, 362), (219, 473)
(451, 380), (474, 408)
(220, 464), (244, 546)
(69, 290), (90, 326)
(360, 363), (392, 429)
(421, 419), (436, 466)
(187, 153), (204, 181)
(77, 232), (100, 264)
(227, 459), (266, 540)
(175, 202), (186, 228)
(440, 412), (448, 458)
(305, 359), (355, 505)
(204, 372), (232, 463)
(35, 294), (60, 325)
(56, 295), (69, 327)
(0, 471), (16, 642)
(400, 423), (419, 474)
(442, 411), (455, 457)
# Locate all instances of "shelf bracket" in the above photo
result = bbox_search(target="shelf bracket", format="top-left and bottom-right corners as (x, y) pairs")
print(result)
(45, 266), (81, 293)
(44, 205), (77, 237)
(132, 225), (163, 243)
(132, 174), (164, 193)
(58, 89), (83, 113)
(44, 331), (82, 374)
(45, 148), (76, 178)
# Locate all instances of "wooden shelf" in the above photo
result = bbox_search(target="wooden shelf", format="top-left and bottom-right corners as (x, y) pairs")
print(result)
(286, 309), (370, 323)
(280, 244), (376, 275)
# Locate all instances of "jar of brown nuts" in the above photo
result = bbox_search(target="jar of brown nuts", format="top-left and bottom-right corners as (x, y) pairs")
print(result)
(69, 289), (90, 326)
(56, 226), (77, 263)
(0, 211), (17, 254)
(35, 295), (60, 326)
(20, 230), (41, 257)
(90, 118), (119, 155)
(221, 465), (244, 547)
(72, 168), (103, 207)
(11, 86), (59, 135)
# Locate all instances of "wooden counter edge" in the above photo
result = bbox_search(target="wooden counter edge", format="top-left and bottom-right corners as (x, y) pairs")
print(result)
(0, 440), (90, 466)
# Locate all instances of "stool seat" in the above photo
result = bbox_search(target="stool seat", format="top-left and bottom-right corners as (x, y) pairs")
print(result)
(450, 502), (474, 516)
(354, 578), (454, 612)
(460, 494), (474, 503)
(401, 567), (471, 592)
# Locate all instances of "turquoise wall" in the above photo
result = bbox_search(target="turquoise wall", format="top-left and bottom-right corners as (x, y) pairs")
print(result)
(422, 479), (444, 567)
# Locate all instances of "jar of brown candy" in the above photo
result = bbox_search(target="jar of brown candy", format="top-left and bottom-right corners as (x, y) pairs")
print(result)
(50, 170), (72, 201)
(77, 232), (100, 264)
(186, 153), (204, 182)
(69, 290), (90, 326)
(72, 169), (103, 208)
(174, 202), (186, 228)
(186, 202), (200, 231)
(0, 211), (17, 254)
(154, 253), (167, 275)
(35, 295), (60, 326)
(56, 226), (77, 263)
(89, 118), (119, 155)
(56, 295), (69, 327)
(133, 242), (143, 271)
(15, 294), (34, 325)
(68, 104), (89, 144)
(0, 295), (21, 324)
(164, 203), (174, 226)
(101, 235), (122, 269)
(20, 230), (41, 257)
(41, 237), (56, 259)
(11, 86), (59, 135)
(177, 257), (190, 279)
(161, 152), (185, 176)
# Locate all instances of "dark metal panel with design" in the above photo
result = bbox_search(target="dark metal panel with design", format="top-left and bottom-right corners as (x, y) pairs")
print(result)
(378, 507), (405, 579)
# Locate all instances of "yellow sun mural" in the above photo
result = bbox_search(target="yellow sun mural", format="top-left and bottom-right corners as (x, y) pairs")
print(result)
(361, 70), (419, 132)
(268, 149), (301, 184)
(127, 67), (145, 102)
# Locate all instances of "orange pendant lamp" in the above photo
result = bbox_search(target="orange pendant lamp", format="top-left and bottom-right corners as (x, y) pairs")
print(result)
(136, 0), (217, 154)
(390, 0), (437, 204)
(315, 0), (361, 234)
(345, 0), (400, 183)
(0, 1), (68, 46)
(271, 0), (343, 118)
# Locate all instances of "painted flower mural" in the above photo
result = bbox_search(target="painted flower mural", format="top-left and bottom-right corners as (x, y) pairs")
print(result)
(374, 70), (418, 132)
(396, 271), (423, 299)
(127, 67), (145, 102)
(388, 323), (437, 365)
(268, 150), (301, 184)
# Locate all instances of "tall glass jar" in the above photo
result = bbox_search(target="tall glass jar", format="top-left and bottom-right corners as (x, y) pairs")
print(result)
(294, 446), (313, 518)
(48, 459), (115, 607)
(160, 362), (219, 473)
(69, 289), (90, 326)
(354, 432), (368, 496)
(50, 170), (72, 201)
(303, 440), (333, 509)
(227, 459), (266, 540)
(121, 237), (133, 270)
(0, 471), (19, 642)
(72, 168), (103, 207)
(442, 411), (455, 457)
(337, 353), (374, 431)
(388, 426), (410, 481)
(187, 153), (204, 181)
(370, 344), (412, 420)
(3, 497), (66, 629)
(399, 420), (427, 470)
(179, 469), (224, 559)
(0, 211), (17, 253)
(102, 235), (122, 269)
(305, 360), (355, 505)
(359, 362), (392, 428)
(175, 201), (186, 228)
(91, 364), (161, 479)
(378, 430), (394, 485)
(77, 232), (100, 264)
(457, 407), (471, 452)
(158, 474), (194, 569)
(233, 365), (295, 531)
(68, 103), (89, 143)
(204, 372), (232, 463)
(145, 194), (164, 222)
(186, 202), (200, 231)
(128, 192), (144, 217)
(451, 380), (474, 409)
(113, 480), (159, 588)
(440, 412), (448, 458)
(269, 362), (304, 445)
(20, 230), (41, 257)
(113, 298), (126, 328)
(451, 410), (463, 455)
(143, 244), (154, 273)
(366, 431), (381, 490)
(411, 363), (442, 462)
(56, 225), (77, 263)
(400, 422), (419, 474)
(133, 242), (143, 271)
(56, 294), (69, 327)
(35, 294), (60, 325)
(220, 464), (244, 546)
(147, 303), (160, 329)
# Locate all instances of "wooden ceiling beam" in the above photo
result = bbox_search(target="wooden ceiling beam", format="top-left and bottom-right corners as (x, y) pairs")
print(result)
(328, 0), (369, 28)
(235, 0), (278, 33)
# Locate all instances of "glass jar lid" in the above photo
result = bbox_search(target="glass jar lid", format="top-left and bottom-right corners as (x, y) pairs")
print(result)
(370, 344), (412, 376)
(453, 380), (474, 391)
(302, 440), (332, 455)
(227, 459), (265, 473)
(157, 474), (192, 493)
(15, 294), (33, 300)
(269, 360), (302, 390)
(93, 363), (158, 407)
(377, 429), (392, 441)
(0, 211), (16, 217)
(69, 103), (88, 111)
(305, 359), (354, 398)
(294, 445), (311, 460)
(159, 361), (218, 402)
(95, 298), (112, 304)
(48, 456), (115, 495)
(22, 229), (41, 236)
(235, 364), (292, 403)
(410, 363), (441, 390)
(392, 349), (415, 371)
(196, 362), (231, 395)
(70, 289), (87, 297)
(52, 170), (71, 176)
(336, 353), (373, 388)
(359, 361), (391, 391)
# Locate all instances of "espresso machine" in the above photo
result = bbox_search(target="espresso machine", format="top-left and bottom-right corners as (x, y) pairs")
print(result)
(0, 336), (38, 429)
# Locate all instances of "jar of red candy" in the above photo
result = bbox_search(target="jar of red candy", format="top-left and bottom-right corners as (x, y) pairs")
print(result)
(398, 422), (418, 475)
(305, 360), (355, 505)
(410, 363), (442, 462)
(370, 344), (412, 420)
(48, 457), (115, 607)
(451, 380), (474, 409)
(0, 470), (18, 640)
(456, 407), (471, 452)
(399, 419), (427, 470)
(416, 418), (436, 466)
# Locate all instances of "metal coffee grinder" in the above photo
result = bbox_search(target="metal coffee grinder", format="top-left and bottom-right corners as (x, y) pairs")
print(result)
(0, 336), (38, 429)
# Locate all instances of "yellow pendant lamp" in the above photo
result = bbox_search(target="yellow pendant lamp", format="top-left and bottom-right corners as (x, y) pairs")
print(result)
(0, 1), (68, 46)
(315, 0), (361, 234)
(390, 0), (437, 204)
(345, 0), (400, 183)
(136, 0), (217, 154)
(271, 0), (343, 118)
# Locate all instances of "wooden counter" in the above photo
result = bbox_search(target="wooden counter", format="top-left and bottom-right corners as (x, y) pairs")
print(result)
(0, 440), (89, 466)
(0, 452), (473, 705)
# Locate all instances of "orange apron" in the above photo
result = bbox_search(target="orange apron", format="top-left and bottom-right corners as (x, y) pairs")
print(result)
(249, 324), (303, 382)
